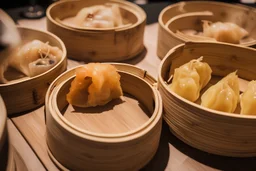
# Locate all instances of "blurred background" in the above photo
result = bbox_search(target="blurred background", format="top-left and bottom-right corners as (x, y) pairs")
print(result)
(1, 0), (255, 9)
(1, 0), (255, 24)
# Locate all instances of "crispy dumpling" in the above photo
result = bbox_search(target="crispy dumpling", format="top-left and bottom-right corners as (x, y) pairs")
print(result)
(240, 80), (256, 115)
(169, 57), (212, 102)
(201, 71), (239, 113)
(66, 63), (123, 107)
(202, 20), (248, 44)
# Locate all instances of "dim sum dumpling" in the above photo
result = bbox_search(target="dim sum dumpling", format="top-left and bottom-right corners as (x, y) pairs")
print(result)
(202, 20), (248, 44)
(66, 63), (123, 107)
(169, 57), (212, 102)
(201, 71), (239, 113)
(0, 40), (62, 83)
(9, 40), (62, 77)
(240, 80), (256, 115)
(63, 4), (123, 28)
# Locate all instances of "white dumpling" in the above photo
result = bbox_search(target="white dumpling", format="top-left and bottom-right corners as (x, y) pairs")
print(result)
(9, 40), (62, 77)
(240, 80), (256, 115)
(64, 4), (124, 28)
(0, 40), (62, 83)
(202, 20), (248, 44)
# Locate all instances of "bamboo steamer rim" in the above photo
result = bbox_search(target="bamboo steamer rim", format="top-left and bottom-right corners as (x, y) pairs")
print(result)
(50, 70), (159, 138)
(164, 11), (216, 43)
(46, 63), (163, 143)
(46, 0), (146, 32)
(0, 95), (7, 150)
(158, 41), (256, 120)
(0, 26), (67, 87)
(158, 1), (256, 47)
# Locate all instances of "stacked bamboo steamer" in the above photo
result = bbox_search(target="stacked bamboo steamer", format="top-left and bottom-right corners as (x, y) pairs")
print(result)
(45, 63), (163, 170)
(0, 95), (7, 158)
(0, 27), (67, 115)
(157, 1), (256, 59)
(46, 0), (146, 62)
(158, 41), (256, 157)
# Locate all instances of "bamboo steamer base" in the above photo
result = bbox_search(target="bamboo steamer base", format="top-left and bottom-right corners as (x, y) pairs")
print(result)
(45, 63), (162, 171)
(0, 27), (67, 115)
(157, 1), (256, 59)
(158, 42), (256, 157)
(61, 93), (151, 134)
(47, 148), (69, 171)
(46, 0), (146, 62)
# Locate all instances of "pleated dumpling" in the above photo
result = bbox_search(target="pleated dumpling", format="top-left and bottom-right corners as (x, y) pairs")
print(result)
(240, 80), (256, 115)
(202, 20), (248, 44)
(169, 57), (212, 102)
(201, 71), (239, 113)
(66, 63), (123, 108)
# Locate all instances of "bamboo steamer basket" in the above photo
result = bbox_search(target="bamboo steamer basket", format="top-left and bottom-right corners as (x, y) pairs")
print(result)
(0, 96), (7, 156)
(45, 63), (163, 170)
(158, 41), (256, 157)
(46, 0), (146, 62)
(157, 1), (256, 59)
(0, 27), (67, 115)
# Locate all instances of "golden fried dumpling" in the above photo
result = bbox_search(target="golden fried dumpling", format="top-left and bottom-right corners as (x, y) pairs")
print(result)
(240, 80), (256, 115)
(201, 71), (239, 113)
(202, 20), (248, 44)
(66, 63), (123, 107)
(169, 57), (212, 102)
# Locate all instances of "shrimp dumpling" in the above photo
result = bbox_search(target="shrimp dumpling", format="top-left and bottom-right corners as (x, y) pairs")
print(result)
(201, 71), (239, 113)
(63, 4), (123, 28)
(66, 63), (123, 107)
(169, 57), (212, 102)
(240, 81), (256, 115)
(202, 20), (248, 44)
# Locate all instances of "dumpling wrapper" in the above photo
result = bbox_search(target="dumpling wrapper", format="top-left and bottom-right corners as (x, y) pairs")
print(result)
(169, 57), (212, 102)
(202, 20), (248, 44)
(62, 4), (123, 28)
(240, 80), (256, 115)
(0, 40), (62, 83)
(201, 71), (239, 113)
(66, 63), (123, 108)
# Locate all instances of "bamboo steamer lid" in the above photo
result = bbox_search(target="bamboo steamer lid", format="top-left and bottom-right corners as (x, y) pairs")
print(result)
(0, 27), (67, 115)
(158, 41), (256, 157)
(45, 63), (163, 170)
(157, 1), (256, 59)
(46, 0), (146, 62)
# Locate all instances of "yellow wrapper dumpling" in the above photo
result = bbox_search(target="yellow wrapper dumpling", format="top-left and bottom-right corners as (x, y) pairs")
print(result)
(201, 71), (239, 113)
(66, 63), (123, 107)
(169, 57), (212, 102)
(202, 20), (248, 44)
(240, 81), (256, 115)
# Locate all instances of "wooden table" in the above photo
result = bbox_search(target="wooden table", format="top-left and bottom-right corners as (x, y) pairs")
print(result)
(3, 16), (256, 171)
